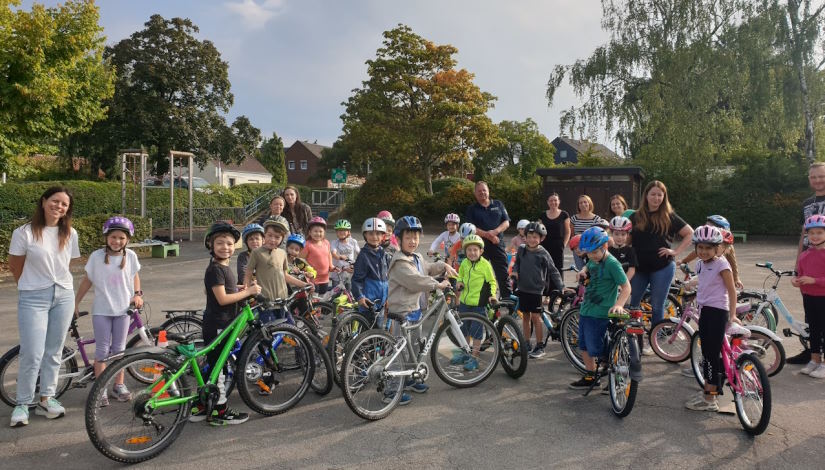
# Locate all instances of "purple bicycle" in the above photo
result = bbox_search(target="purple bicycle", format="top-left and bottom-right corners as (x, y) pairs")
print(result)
(0, 307), (155, 407)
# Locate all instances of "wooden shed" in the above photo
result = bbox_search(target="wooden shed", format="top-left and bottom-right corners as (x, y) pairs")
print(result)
(535, 167), (645, 218)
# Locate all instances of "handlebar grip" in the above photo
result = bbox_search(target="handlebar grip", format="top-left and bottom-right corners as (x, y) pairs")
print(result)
(755, 263), (766, 268)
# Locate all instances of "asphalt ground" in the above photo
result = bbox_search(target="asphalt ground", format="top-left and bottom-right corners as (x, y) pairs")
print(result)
(0, 233), (823, 469)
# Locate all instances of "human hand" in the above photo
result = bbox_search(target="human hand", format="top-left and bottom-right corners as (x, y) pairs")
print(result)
(798, 276), (816, 285)
(658, 247), (675, 258)
(438, 279), (451, 290)
(791, 277), (802, 287)
(735, 280), (744, 290)
(444, 265), (458, 278)
(249, 281), (262, 296)
(455, 282), (464, 291)
(132, 295), (144, 309)
(609, 304), (626, 315)
(358, 298), (369, 308)
(306, 283), (315, 292)
(345, 266), (354, 273)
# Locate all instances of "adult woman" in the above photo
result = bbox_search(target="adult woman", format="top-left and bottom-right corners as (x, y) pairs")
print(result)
(539, 193), (571, 275)
(256, 194), (286, 225)
(569, 195), (602, 269)
(282, 186), (312, 236)
(629, 181), (693, 327)
(8, 186), (80, 427)
(608, 194), (629, 218)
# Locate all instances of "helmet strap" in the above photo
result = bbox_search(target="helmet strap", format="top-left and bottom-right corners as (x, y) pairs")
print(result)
(810, 237), (825, 247)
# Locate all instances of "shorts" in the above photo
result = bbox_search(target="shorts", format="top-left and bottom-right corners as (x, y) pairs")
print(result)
(517, 292), (542, 314)
(260, 308), (285, 324)
(458, 304), (486, 340)
(578, 315), (609, 358)
(314, 283), (330, 295)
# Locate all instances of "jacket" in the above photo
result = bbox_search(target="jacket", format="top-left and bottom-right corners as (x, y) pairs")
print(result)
(351, 244), (389, 312)
(387, 250), (448, 314)
(458, 257), (497, 307)
(513, 244), (563, 295)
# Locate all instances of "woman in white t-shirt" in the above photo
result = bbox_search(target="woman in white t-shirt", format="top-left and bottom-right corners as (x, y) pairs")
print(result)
(74, 216), (143, 407)
(7, 187), (80, 427)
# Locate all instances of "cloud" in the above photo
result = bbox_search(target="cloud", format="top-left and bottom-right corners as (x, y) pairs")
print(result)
(224, 0), (285, 29)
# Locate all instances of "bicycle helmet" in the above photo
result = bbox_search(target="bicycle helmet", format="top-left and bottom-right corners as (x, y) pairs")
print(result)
(444, 213), (460, 224)
(334, 219), (352, 230)
(462, 234), (484, 250)
(205, 221), (240, 250)
(721, 229), (734, 245)
(286, 233), (306, 248)
(393, 215), (423, 238)
(458, 222), (476, 239)
(103, 216), (134, 237)
(609, 216), (632, 232)
(578, 227), (609, 253)
(308, 216), (327, 228)
(692, 225), (723, 245)
(362, 217), (387, 234)
(263, 215), (290, 234)
(706, 215), (730, 230)
(525, 221), (547, 238)
(804, 214), (825, 231)
(595, 218), (610, 230)
(377, 210), (395, 226)
(242, 223), (265, 243)
(569, 234), (581, 250)
(516, 219), (529, 231)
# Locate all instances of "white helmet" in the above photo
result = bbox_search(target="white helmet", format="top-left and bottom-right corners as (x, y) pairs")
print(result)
(362, 217), (387, 234)
(458, 222), (476, 239)
(516, 219), (530, 230)
(444, 213), (460, 224)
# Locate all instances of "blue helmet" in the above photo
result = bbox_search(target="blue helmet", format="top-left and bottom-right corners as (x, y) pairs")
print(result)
(578, 227), (609, 253)
(286, 233), (306, 248)
(242, 223), (265, 244)
(706, 215), (730, 230)
(394, 215), (423, 238)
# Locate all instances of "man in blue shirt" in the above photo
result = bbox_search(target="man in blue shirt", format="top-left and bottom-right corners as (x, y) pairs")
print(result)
(465, 181), (511, 296)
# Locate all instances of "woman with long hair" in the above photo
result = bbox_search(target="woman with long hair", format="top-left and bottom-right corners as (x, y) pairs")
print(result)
(539, 193), (571, 276)
(608, 194), (629, 218)
(282, 186), (312, 236)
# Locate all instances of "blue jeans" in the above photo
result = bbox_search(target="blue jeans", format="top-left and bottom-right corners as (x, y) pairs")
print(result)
(629, 262), (675, 324)
(16, 285), (75, 405)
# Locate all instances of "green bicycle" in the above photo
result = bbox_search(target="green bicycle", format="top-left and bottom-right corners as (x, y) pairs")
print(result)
(84, 296), (315, 464)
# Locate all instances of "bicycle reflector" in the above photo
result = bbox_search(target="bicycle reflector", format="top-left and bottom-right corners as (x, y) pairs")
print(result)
(731, 337), (743, 349)
(626, 324), (645, 335)
(629, 310), (643, 319)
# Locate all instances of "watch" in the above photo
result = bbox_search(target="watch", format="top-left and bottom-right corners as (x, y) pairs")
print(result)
(134, 290), (143, 297)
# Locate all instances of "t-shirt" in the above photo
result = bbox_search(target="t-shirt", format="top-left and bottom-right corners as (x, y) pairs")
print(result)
(695, 256), (732, 311)
(801, 195), (825, 248)
(580, 253), (628, 319)
(302, 239), (332, 284)
(331, 237), (360, 270)
(8, 224), (80, 290)
(465, 200), (510, 248)
(629, 211), (688, 272)
(84, 249), (141, 316)
(608, 245), (637, 273)
(570, 214), (603, 235)
(204, 261), (239, 326)
(430, 231), (461, 257)
(796, 248), (825, 296)
(540, 211), (569, 248)
(247, 247), (289, 301)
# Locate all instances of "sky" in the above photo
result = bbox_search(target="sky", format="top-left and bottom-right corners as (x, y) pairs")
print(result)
(33, 0), (612, 150)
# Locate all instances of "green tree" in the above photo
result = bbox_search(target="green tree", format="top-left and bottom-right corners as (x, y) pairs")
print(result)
(0, 0), (114, 177)
(207, 116), (262, 166)
(473, 118), (556, 180)
(258, 132), (287, 185)
(339, 24), (500, 194)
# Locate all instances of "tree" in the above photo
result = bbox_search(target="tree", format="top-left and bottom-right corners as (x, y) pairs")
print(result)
(207, 115), (261, 166)
(258, 132), (287, 185)
(473, 118), (556, 180)
(0, 0), (114, 176)
(339, 25), (500, 194)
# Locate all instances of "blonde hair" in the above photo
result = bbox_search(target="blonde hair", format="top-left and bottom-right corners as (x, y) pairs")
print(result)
(577, 195), (594, 214)
(609, 194), (628, 216)
(635, 180), (674, 235)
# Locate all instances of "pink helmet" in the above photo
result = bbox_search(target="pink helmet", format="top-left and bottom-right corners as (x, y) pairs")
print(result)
(444, 213), (460, 224)
(308, 216), (327, 228)
(805, 214), (825, 231)
(377, 210), (395, 225)
(692, 225), (723, 245)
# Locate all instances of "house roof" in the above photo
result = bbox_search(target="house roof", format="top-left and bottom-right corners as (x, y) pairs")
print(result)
(553, 137), (619, 159)
(218, 156), (270, 174)
(288, 140), (331, 160)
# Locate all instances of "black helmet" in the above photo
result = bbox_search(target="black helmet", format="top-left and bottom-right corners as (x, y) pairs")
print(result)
(205, 221), (240, 250)
(525, 221), (547, 238)
(393, 215), (423, 238)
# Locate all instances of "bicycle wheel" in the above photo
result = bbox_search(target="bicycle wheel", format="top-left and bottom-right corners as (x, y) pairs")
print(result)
(745, 331), (785, 377)
(124, 331), (160, 384)
(328, 312), (371, 387)
(736, 292), (776, 331)
(608, 331), (638, 418)
(294, 318), (333, 396)
(496, 314), (528, 378)
(340, 329), (403, 420)
(160, 316), (203, 336)
(689, 333), (706, 389)
(733, 353), (772, 435)
(236, 323), (314, 416)
(431, 312), (499, 388)
(649, 321), (692, 363)
(0, 345), (76, 407)
(560, 308), (586, 374)
(85, 352), (193, 464)
(640, 292), (682, 322)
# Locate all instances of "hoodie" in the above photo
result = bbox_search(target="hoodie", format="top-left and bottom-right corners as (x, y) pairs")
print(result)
(387, 250), (448, 314)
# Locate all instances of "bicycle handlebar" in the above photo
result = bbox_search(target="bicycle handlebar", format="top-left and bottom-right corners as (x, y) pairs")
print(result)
(755, 262), (796, 277)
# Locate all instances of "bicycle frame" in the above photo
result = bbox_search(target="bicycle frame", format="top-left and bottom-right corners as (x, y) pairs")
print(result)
(721, 334), (757, 396)
(753, 263), (808, 338)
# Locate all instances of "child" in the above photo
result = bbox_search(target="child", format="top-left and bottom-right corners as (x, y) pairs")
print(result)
(569, 227), (631, 390)
(568, 234), (585, 269)
(428, 213), (461, 260)
(448, 222), (476, 270)
(301, 216), (335, 295)
(74, 216), (143, 407)
(454, 234), (497, 371)
(330, 219), (359, 290)
(680, 214), (743, 289)
(193, 221), (261, 424)
(608, 216), (637, 281)
(351, 217), (390, 325)
(378, 210), (399, 258)
(792, 215), (825, 378)
(237, 223), (264, 282)
(387, 216), (457, 404)
(683, 225), (738, 411)
(285, 234), (316, 281)
(512, 222), (563, 359)
(506, 219), (530, 254)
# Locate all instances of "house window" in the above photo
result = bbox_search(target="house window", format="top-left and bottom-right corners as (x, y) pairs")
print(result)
(248, 179), (258, 184)
(228, 177), (236, 187)
(300, 160), (307, 170)
(559, 150), (567, 160)
(288, 161), (295, 170)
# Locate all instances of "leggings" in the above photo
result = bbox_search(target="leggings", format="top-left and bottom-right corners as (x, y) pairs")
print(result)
(92, 314), (130, 361)
(802, 294), (825, 355)
(698, 306), (728, 389)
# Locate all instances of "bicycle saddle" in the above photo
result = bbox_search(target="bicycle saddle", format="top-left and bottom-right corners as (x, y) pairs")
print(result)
(166, 331), (200, 344)
(726, 323), (751, 338)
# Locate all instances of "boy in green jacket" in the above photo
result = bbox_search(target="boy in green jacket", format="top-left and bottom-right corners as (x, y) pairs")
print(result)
(454, 234), (498, 371)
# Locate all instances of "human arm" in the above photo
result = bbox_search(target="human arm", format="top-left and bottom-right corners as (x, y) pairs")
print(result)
(285, 272), (313, 289)
(796, 226), (805, 271)
(212, 282), (260, 306)
(610, 280), (632, 314)
(75, 276), (93, 314)
(545, 254), (563, 293)
(725, 246), (743, 289)
(485, 261), (498, 301)
(430, 232), (447, 253)
(721, 269), (738, 323)
(131, 272), (144, 309)
(237, 253), (248, 284)
(393, 259), (442, 293)
(426, 259), (457, 278)
(8, 255), (25, 283)
(680, 251), (698, 265)
(625, 267), (636, 282)
(659, 224), (694, 258)
(563, 216), (571, 247)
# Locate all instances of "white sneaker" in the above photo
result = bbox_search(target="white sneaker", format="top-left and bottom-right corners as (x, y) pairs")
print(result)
(642, 345), (654, 356)
(809, 364), (825, 379)
(685, 395), (719, 411)
(35, 397), (65, 419)
(800, 361), (819, 375)
(10, 405), (29, 427)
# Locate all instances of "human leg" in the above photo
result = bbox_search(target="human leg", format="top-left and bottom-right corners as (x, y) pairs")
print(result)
(15, 288), (52, 406)
(647, 262), (675, 324)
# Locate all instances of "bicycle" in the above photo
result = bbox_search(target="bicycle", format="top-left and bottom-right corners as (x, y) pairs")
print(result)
(739, 262), (806, 349)
(327, 299), (386, 387)
(688, 323), (772, 435)
(85, 296), (315, 463)
(0, 306), (155, 407)
(339, 284), (500, 420)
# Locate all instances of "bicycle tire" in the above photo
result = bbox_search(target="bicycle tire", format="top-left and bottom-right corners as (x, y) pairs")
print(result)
(85, 352), (193, 464)
(431, 312), (499, 388)
(734, 353), (772, 435)
(299, 324), (333, 396)
(159, 315), (203, 335)
(559, 308), (586, 374)
(649, 321), (692, 363)
(0, 345), (76, 407)
(340, 329), (403, 420)
(746, 331), (785, 377)
(608, 330), (638, 418)
(496, 314), (528, 378)
(328, 312), (370, 387)
(689, 333), (705, 389)
(236, 323), (314, 416)
(735, 292), (777, 331)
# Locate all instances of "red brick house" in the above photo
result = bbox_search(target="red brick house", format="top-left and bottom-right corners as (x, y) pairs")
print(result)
(285, 140), (330, 187)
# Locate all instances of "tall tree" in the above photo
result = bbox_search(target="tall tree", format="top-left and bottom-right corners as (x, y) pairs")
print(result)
(258, 132), (287, 186)
(339, 24), (500, 194)
(0, 0), (114, 176)
(473, 118), (556, 180)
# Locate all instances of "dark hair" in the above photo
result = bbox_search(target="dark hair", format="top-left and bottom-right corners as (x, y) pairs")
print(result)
(31, 186), (74, 251)
(282, 186), (308, 232)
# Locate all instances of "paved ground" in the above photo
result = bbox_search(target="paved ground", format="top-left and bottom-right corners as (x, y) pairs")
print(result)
(0, 233), (823, 469)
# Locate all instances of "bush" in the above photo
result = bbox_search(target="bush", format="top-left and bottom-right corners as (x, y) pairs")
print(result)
(483, 174), (543, 228)
(229, 183), (281, 205)
(343, 167), (426, 222)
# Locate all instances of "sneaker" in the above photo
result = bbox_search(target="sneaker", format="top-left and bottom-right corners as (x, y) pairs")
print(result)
(111, 383), (132, 402)
(569, 374), (600, 390)
(35, 397), (65, 419)
(405, 380), (429, 394)
(685, 395), (719, 412)
(189, 403), (210, 423)
(800, 361), (819, 375)
(787, 349), (812, 364)
(383, 392), (412, 406)
(680, 367), (695, 378)
(10, 405), (29, 427)
(529, 346), (546, 359)
(450, 349), (470, 365)
(642, 345), (654, 356)
(809, 364), (825, 379)
(209, 405), (249, 426)
(684, 390), (707, 407)
(464, 357), (479, 371)
(99, 389), (109, 408)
